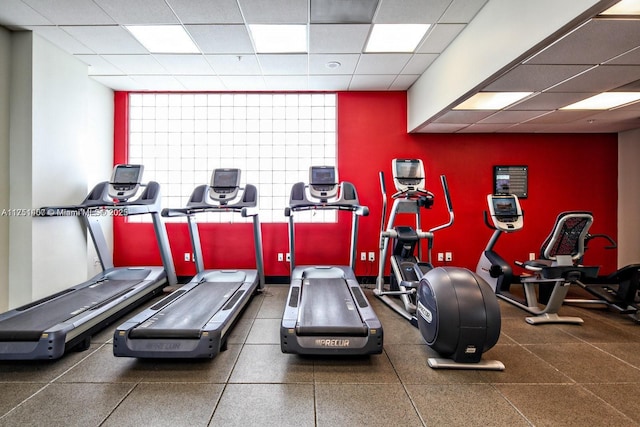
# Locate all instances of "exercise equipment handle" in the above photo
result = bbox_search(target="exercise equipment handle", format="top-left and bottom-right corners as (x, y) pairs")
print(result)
(429, 175), (454, 232)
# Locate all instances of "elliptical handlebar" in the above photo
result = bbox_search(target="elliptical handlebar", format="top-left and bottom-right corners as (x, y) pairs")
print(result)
(379, 171), (388, 237)
(429, 175), (454, 233)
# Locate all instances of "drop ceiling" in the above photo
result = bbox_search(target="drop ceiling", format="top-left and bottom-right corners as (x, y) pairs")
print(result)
(1, 0), (640, 133)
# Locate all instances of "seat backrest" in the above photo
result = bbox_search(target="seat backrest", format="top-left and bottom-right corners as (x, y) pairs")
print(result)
(539, 211), (593, 263)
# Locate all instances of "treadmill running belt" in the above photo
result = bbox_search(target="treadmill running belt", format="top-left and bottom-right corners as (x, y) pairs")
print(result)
(296, 278), (367, 336)
(0, 279), (143, 341)
(129, 281), (243, 339)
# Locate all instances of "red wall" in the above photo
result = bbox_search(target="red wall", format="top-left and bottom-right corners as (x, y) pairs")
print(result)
(113, 91), (619, 278)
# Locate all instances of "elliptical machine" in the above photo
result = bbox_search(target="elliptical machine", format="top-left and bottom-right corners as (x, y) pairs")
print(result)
(376, 159), (503, 370)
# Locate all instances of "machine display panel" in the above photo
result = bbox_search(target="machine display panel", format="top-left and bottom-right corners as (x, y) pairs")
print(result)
(491, 196), (518, 219)
(112, 164), (143, 184)
(394, 159), (422, 179)
(493, 165), (528, 198)
(310, 166), (336, 185)
(212, 168), (240, 189)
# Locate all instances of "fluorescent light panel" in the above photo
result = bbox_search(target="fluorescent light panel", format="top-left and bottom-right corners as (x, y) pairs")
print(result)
(365, 24), (430, 53)
(453, 92), (533, 110)
(126, 25), (199, 53)
(600, 0), (640, 15)
(249, 25), (307, 53)
(561, 92), (640, 109)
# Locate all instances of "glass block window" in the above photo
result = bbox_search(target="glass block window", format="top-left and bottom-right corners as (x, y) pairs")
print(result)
(128, 93), (337, 223)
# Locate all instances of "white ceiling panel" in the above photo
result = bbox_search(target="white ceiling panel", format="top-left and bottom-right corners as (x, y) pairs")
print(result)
(548, 65), (640, 93)
(374, 0), (451, 24)
(484, 64), (593, 92)
(349, 74), (396, 90)
(206, 54), (261, 75)
(90, 75), (139, 91)
(439, 0), (488, 23)
(308, 75), (352, 90)
(93, 0), (178, 25)
(402, 54), (437, 74)
(22, 0), (114, 25)
(434, 110), (495, 123)
(131, 75), (184, 90)
(458, 123), (511, 133)
(507, 92), (596, 111)
(0, 0), (51, 26)
(76, 54), (124, 75)
(309, 54), (360, 74)
(27, 26), (94, 54)
(153, 54), (215, 75)
(257, 54), (308, 75)
(417, 23), (464, 53)
(62, 26), (147, 54)
(356, 53), (411, 74)
(219, 75), (267, 90)
(264, 75), (309, 90)
(390, 74), (420, 90)
(526, 18), (640, 65)
(525, 110), (596, 124)
(309, 24), (370, 53)
(186, 25), (254, 54)
(175, 75), (226, 91)
(478, 110), (547, 124)
(167, 0), (244, 24)
(238, 0), (308, 24)
(418, 122), (469, 132)
(102, 54), (166, 74)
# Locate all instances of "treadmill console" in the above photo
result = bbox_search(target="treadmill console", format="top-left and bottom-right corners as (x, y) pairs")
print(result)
(209, 168), (241, 203)
(392, 158), (425, 194)
(109, 164), (144, 201)
(487, 194), (523, 231)
(309, 166), (338, 200)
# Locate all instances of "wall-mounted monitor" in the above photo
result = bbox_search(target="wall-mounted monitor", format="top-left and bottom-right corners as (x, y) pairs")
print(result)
(493, 165), (528, 198)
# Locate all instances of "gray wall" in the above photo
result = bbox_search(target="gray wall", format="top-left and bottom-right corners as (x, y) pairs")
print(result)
(1, 30), (113, 310)
(618, 129), (640, 268)
(0, 27), (9, 311)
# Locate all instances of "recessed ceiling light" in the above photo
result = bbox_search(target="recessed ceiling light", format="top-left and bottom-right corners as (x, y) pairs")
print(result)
(249, 25), (307, 53)
(364, 24), (430, 53)
(560, 92), (640, 109)
(126, 25), (199, 54)
(600, 0), (640, 15)
(326, 61), (341, 69)
(453, 92), (533, 110)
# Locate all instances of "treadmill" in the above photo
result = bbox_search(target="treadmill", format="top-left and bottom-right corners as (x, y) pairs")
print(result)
(281, 166), (383, 355)
(0, 164), (177, 360)
(113, 168), (264, 358)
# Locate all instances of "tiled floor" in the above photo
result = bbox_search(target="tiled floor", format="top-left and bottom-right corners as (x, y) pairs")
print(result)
(2, 284), (640, 426)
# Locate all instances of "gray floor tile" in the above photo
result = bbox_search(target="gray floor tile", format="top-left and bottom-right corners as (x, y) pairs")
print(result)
(0, 383), (46, 417)
(496, 384), (637, 426)
(245, 318), (281, 344)
(229, 344), (313, 383)
(313, 352), (400, 384)
(255, 287), (287, 318)
(209, 383), (315, 427)
(500, 317), (583, 345)
(0, 383), (133, 427)
(406, 384), (530, 426)
(102, 382), (223, 427)
(315, 383), (422, 427)
(582, 383), (640, 424)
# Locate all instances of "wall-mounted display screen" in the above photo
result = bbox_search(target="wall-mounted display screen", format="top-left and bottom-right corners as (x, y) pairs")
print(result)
(493, 165), (528, 198)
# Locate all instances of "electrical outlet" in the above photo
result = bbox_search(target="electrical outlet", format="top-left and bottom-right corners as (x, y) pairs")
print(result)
(529, 252), (536, 261)
(445, 252), (452, 262)
(278, 253), (284, 262)
(360, 252), (367, 261)
(437, 252), (444, 262)
(184, 252), (190, 262)
(286, 253), (291, 262)
(368, 252), (375, 262)
(192, 253), (195, 263)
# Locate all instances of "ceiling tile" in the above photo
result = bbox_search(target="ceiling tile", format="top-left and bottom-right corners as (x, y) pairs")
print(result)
(506, 92), (596, 111)
(417, 122), (469, 132)
(131, 75), (185, 90)
(101, 54), (166, 74)
(186, 25), (254, 54)
(440, 0), (488, 23)
(205, 54), (261, 75)
(356, 53), (411, 74)
(478, 110), (548, 124)
(75, 54), (125, 75)
(167, 0), (243, 24)
(238, 0), (308, 24)
(264, 75), (309, 90)
(257, 54), (308, 75)
(309, 24), (370, 53)
(458, 123), (511, 133)
(389, 74), (420, 90)
(22, 0), (114, 25)
(310, 0), (378, 24)
(308, 75), (352, 90)
(90, 75), (139, 90)
(349, 74), (396, 89)
(27, 26), (94, 54)
(175, 75), (226, 90)
(219, 75), (267, 90)
(417, 23), (465, 54)
(309, 54), (360, 74)
(93, 0), (178, 25)
(434, 110), (494, 123)
(153, 54), (214, 75)
(525, 110), (596, 124)
(62, 26), (147, 54)
(374, 0), (451, 24)
(548, 65), (640, 93)
(0, 0), (52, 26)
(485, 64), (593, 92)
(526, 18), (640, 65)
(402, 54), (437, 74)
(606, 46), (640, 65)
